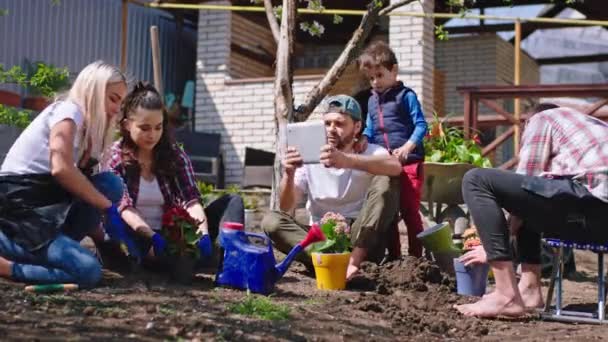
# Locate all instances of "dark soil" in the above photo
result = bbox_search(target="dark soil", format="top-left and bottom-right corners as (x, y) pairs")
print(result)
(1, 250), (608, 341)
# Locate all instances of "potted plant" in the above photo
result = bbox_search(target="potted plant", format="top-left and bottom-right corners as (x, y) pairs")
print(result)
(244, 195), (259, 229)
(0, 64), (26, 107)
(423, 113), (492, 206)
(0, 105), (33, 163)
(452, 225), (489, 297)
(0, 62), (70, 112)
(161, 206), (204, 284)
(197, 180), (217, 206)
(22, 61), (70, 111)
(310, 212), (352, 290)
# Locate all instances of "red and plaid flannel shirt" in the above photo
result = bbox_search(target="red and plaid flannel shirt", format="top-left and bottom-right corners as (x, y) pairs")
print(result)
(106, 140), (201, 212)
(516, 107), (608, 202)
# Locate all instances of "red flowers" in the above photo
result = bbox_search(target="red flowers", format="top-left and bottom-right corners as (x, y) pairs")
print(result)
(161, 206), (203, 257)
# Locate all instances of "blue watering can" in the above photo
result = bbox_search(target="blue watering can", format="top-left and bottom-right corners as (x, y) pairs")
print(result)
(215, 222), (325, 294)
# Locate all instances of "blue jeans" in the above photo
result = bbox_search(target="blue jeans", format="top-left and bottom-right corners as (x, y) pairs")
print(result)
(0, 172), (123, 288)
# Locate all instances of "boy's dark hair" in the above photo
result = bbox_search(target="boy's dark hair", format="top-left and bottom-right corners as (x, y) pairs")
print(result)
(358, 41), (398, 72)
(119, 82), (178, 177)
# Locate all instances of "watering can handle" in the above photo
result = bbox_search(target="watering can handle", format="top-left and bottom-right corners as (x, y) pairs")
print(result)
(244, 232), (272, 250)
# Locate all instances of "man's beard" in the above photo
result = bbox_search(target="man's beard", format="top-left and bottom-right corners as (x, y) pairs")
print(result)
(328, 131), (356, 150)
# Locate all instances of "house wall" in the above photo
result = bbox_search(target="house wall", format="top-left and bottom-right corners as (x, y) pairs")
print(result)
(435, 34), (539, 116)
(389, 0), (435, 117)
(0, 0), (196, 96)
(196, 0), (435, 185)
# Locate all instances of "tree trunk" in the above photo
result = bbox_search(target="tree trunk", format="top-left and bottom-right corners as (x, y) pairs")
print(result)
(270, 0), (297, 210)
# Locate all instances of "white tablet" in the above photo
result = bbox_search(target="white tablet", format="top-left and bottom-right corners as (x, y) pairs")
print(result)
(286, 120), (327, 164)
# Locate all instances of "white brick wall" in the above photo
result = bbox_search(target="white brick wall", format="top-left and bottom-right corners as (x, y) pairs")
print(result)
(389, 0), (434, 116)
(196, 2), (437, 185)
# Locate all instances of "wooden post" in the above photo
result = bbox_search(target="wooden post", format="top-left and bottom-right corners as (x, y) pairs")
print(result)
(120, 0), (129, 72)
(150, 26), (163, 97)
(513, 19), (522, 155)
(463, 91), (471, 139)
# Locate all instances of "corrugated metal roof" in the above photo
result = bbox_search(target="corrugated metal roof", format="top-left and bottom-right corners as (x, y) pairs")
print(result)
(0, 0), (196, 96)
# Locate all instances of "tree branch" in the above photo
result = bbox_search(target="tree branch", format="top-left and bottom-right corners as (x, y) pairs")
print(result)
(379, 0), (416, 16)
(295, 2), (383, 121)
(264, 0), (280, 44)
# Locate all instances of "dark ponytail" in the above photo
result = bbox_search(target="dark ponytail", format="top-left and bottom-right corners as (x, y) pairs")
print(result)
(119, 82), (177, 177)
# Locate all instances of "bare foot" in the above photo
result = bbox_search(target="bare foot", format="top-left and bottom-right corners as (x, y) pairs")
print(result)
(519, 283), (544, 309)
(454, 291), (526, 318)
(0, 256), (13, 278)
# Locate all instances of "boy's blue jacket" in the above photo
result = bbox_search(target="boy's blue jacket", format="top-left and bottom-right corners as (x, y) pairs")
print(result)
(362, 81), (427, 162)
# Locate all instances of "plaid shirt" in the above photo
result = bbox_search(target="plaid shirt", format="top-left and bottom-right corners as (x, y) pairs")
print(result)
(516, 107), (608, 202)
(106, 140), (201, 212)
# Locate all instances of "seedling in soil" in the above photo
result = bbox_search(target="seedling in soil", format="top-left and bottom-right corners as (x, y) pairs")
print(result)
(229, 295), (290, 321)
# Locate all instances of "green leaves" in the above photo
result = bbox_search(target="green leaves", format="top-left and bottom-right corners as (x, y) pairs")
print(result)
(333, 14), (343, 24)
(299, 20), (325, 37)
(434, 25), (449, 41)
(311, 218), (352, 254)
(0, 62), (70, 98)
(424, 112), (492, 168)
(0, 105), (34, 129)
(27, 62), (70, 98)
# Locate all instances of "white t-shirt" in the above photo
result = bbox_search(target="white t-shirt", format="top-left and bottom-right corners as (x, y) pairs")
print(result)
(294, 143), (389, 223)
(1, 101), (84, 175)
(137, 177), (165, 231)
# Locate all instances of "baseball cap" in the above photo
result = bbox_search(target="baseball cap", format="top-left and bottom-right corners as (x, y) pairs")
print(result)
(324, 95), (362, 121)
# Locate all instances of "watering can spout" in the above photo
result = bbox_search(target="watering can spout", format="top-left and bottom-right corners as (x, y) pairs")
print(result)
(274, 224), (326, 279)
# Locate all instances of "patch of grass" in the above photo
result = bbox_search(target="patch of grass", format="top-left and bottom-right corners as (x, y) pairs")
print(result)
(96, 306), (128, 317)
(302, 298), (326, 306)
(158, 305), (177, 316)
(229, 295), (290, 321)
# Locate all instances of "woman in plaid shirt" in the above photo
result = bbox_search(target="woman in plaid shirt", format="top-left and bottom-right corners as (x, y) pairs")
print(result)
(105, 82), (244, 265)
(456, 104), (608, 318)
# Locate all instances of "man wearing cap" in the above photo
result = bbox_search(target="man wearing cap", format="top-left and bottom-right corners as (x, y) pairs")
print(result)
(262, 95), (402, 279)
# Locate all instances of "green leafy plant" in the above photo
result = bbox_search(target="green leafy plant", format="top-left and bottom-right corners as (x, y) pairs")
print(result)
(229, 295), (290, 321)
(0, 62), (70, 98)
(196, 180), (218, 206)
(244, 195), (259, 211)
(0, 105), (34, 129)
(26, 62), (70, 98)
(424, 113), (492, 168)
(310, 212), (352, 254)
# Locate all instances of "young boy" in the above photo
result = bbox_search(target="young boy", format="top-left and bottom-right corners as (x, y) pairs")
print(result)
(357, 41), (428, 258)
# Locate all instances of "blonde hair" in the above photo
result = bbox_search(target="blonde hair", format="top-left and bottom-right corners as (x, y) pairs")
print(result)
(66, 61), (126, 162)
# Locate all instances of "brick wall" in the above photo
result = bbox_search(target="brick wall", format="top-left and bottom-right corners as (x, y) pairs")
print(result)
(435, 34), (498, 115)
(389, 0), (435, 117)
(196, 1), (436, 185)
(435, 34), (539, 116)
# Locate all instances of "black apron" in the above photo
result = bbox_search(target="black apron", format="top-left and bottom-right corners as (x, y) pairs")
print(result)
(0, 174), (74, 252)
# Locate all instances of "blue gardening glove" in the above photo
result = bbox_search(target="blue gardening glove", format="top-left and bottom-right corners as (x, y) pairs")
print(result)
(198, 234), (213, 258)
(104, 204), (141, 260)
(105, 204), (126, 240)
(152, 233), (167, 256)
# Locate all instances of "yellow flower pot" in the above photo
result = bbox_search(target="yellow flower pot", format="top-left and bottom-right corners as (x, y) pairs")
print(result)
(311, 252), (351, 290)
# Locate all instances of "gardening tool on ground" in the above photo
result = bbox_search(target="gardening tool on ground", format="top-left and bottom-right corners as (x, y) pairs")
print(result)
(215, 222), (325, 294)
(24, 283), (79, 293)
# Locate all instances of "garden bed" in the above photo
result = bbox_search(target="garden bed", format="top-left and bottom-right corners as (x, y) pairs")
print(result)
(0, 240), (606, 341)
